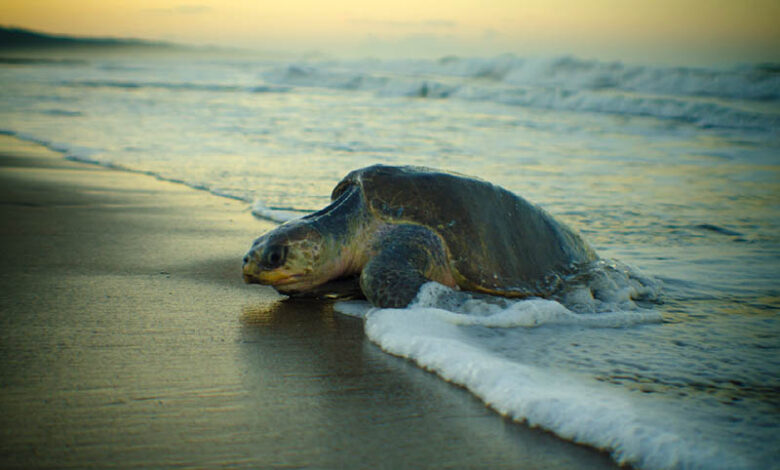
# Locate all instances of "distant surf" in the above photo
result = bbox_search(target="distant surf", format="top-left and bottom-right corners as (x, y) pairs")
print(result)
(261, 56), (780, 131)
(37, 55), (780, 132)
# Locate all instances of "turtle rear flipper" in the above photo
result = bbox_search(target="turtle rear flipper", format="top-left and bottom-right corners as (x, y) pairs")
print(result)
(360, 225), (452, 308)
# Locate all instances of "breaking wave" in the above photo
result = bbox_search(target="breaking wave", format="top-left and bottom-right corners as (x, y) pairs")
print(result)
(260, 56), (780, 131)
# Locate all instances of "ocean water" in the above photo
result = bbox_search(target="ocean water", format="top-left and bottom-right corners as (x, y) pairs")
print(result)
(1, 53), (778, 469)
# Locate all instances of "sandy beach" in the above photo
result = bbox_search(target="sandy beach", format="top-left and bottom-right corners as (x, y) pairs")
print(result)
(0, 135), (619, 469)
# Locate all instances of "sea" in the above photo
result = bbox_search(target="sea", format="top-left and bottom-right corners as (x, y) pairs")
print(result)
(1, 52), (778, 469)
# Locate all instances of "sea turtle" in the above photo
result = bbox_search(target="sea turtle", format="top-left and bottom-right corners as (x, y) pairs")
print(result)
(243, 165), (597, 308)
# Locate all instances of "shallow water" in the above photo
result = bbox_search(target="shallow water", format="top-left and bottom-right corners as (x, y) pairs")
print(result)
(1, 53), (778, 469)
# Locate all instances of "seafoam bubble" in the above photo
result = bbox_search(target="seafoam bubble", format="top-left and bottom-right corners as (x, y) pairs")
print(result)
(555, 259), (663, 313)
(407, 281), (662, 329)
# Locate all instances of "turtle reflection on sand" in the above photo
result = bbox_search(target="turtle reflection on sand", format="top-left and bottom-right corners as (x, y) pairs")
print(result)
(243, 165), (597, 308)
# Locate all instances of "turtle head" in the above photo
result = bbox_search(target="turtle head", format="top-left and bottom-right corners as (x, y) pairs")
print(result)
(243, 219), (340, 294)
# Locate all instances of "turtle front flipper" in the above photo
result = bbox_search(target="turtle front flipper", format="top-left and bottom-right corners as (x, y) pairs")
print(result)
(360, 224), (453, 308)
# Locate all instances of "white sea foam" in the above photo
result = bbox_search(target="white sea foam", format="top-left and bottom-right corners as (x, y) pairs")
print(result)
(408, 283), (663, 328)
(362, 307), (745, 469)
(334, 278), (764, 469)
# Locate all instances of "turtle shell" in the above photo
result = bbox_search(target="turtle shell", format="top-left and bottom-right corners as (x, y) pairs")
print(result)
(332, 165), (597, 296)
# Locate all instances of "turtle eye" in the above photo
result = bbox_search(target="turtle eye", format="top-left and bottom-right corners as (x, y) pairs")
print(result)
(263, 245), (288, 268)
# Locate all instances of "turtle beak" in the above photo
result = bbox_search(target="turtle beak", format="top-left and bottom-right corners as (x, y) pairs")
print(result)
(242, 246), (269, 284)
(242, 256), (262, 284)
(244, 267), (294, 286)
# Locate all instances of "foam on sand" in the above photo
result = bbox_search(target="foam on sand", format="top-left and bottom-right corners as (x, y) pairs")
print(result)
(335, 279), (760, 470)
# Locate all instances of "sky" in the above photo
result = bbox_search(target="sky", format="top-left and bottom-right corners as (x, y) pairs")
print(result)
(2, 0), (779, 65)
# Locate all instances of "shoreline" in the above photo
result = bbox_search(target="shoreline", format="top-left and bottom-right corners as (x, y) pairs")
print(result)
(0, 135), (619, 469)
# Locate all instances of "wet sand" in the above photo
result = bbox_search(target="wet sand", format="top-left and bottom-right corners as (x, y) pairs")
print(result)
(0, 135), (619, 469)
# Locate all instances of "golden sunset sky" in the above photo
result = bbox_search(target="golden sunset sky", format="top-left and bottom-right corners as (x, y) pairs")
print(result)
(2, 0), (778, 64)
